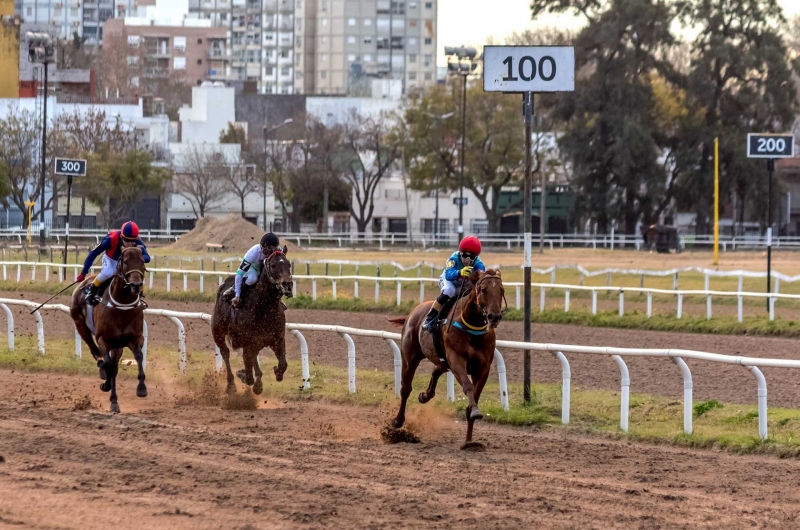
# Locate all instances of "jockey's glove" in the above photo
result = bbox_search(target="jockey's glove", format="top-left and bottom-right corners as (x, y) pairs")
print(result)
(460, 266), (473, 277)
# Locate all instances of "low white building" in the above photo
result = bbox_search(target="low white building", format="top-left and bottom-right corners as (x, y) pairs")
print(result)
(178, 84), (237, 144)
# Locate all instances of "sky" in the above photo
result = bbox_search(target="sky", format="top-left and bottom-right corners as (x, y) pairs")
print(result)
(437, 0), (800, 66)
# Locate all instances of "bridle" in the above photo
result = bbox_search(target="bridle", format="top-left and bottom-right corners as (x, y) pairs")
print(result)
(107, 246), (146, 310)
(453, 272), (506, 335)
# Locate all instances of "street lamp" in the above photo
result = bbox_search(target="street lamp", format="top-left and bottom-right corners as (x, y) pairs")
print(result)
(27, 31), (55, 250)
(444, 46), (480, 243)
(262, 118), (293, 231)
(423, 111), (454, 245)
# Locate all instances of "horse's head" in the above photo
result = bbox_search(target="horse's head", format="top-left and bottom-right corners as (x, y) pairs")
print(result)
(117, 246), (146, 295)
(471, 269), (505, 328)
(261, 245), (293, 297)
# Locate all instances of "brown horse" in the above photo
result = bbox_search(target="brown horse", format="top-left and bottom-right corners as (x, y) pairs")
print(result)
(70, 246), (147, 413)
(388, 269), (505, 448)
(211, 247), (293, 395)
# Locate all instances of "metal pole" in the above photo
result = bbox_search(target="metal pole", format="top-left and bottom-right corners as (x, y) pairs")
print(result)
(523, 91), (533, 403)
(713, 137), (719, 265)
(262, 124), (268, 231)
(434, 173), (439, 245)
(767, 158), (774, 311)
(457, 73), (467, 241)
(63, 175), (72, 265)
(39, 63), (48, 249)
(539, 116), (546, 254)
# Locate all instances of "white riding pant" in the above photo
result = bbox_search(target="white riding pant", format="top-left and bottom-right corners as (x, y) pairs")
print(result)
(234, 267), (259, 297)
(95, 255), (117, 283)
(438, 273), (460, 298)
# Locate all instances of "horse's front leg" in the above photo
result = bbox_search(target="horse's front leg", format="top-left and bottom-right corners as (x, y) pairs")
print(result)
(272, 332), (287, 382)
(106, 349), (123, 414)
(449, 355), (481, 421)
(464, 361), (492, 447)
(418, 366), (447, 404)
(252, 348), (264, 395)
(238, 346), (256, 387)
(130, 339), (147, 398)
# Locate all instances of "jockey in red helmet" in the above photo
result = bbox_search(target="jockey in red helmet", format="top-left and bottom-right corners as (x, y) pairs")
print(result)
(423, 235), (485, 332)
(78, 221), (151, 306)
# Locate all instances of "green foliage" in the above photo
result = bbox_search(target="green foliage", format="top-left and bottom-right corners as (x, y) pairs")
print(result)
(694, 400), (723, 417)
(219, 122), (247, 145)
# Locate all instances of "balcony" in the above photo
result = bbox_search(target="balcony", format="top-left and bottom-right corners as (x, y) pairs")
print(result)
(206, 68), (227, 80)
(207, 48), (229, 60)
(143, 67), (169, 78)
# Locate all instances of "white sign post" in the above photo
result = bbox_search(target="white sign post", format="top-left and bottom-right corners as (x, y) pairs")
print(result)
(483, 45), (575, 402)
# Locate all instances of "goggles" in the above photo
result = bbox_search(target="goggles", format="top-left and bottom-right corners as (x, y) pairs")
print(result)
(460, 251), (476, 261)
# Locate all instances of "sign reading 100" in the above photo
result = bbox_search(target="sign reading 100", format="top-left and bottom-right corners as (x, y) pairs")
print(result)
(483, 46), (575, 93)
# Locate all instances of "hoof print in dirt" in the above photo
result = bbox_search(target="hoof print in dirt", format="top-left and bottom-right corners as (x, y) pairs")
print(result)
(381, 425), (420, 444)
(460, 441), (486, 452)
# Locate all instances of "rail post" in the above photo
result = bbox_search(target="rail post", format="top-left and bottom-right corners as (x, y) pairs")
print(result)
(339, 332), (356, 393)
(592, 291), (597, 315)
(168, 316), (186, 373)
(647, 292), (652, 317)
(746, 365), (768, 440)
(493, 349), (509, 411)
(0, 303), (13, 350)
(619, 290), (624, 316)
(564, 289), (570, 312)
(554, 351), (570, 424)
(396, 281), (401, 306)
(611, 355), (629, 432)
(446, 371), (455, 402)
(142, 320), (148, 369)
(387, 339), (401, 398)
(291, 330), (310, 390)
(672, 356), (693, 434)
(33, 310), (44, 354)
(677, 293), (683, 319)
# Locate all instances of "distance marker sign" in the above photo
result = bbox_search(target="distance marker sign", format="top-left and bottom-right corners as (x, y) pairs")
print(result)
(54, 158), (87, 176)
(483, 46), (575, 93)
(746, 134), (794, 159)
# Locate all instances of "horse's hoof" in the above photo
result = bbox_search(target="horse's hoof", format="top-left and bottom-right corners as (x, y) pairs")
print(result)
(226, 384), (237, 395)
(100, 382), (111, 393)
(460, 441), (486, 452)
(252, 380), (263, 395)
(273, 366), (284, 382)
(98, 368), (107, 380)
(110, 403), (120, 414)
(97, 361), (106, 380)
(136, 384), (148, 398)
(392, 418), (404, 429)
(469, 408), (484, 421)
(418, 392), (431, 404)
(236, 370), (248, 384)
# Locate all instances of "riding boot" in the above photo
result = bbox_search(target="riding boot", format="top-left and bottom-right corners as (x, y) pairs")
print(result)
(85, 283), (101, 306)
(424, 294), (450, 332)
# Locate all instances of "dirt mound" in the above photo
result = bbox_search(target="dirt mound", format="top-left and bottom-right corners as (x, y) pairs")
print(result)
(169, 215), (269, 254)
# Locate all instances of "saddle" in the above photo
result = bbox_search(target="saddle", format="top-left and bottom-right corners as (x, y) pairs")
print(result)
(428, 289), (468, 368)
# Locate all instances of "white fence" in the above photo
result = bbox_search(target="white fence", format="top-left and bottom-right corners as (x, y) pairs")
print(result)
(3, 297), (798, 439)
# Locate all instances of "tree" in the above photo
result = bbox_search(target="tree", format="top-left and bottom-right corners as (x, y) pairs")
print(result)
(226, 162), (259, 218)
(404, 81), (553, 233)
(81, 146), (170, 226)
(173, 146), (230, 218)
(341, 112), (402, 234)
(531, 0), (681, 234)
(673, 0), (798, 234)
(307, 117), (347, 231)
(244, 133), (294, 231)
(220, 122), (247, 145)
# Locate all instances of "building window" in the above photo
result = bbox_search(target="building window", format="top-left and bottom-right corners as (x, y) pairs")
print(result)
(197, 38), (203, 44)
(409, 54), (416, 63)
(408, 37), (417, 45)
(364, 36), (372, 44)
(174, 57), (186, 70)
(409, 71), (416, 80)
(348, 18), (356, 26)
(321, 53), (328, 62)
(409, 1), (417, 7)
(53, 7), (61, 17)
(425, 1), (432, 7)
(26, 7), (31, 16)
(424, 72), (432, 80)
(197, 58), (202, 65)
(364, 18), (372, 26)
(280, 49), (290, 58)
(377, 18), (389, 29)
(127, 56), (139, 66)
(320, 70), (327, 79)
(321, 18), (328, 26)
(348, 54), (356, 61)
(281, 67), (290, 75)
(363, 54), (372, 61)
(409, 19), (417, 27)
(70, 8), (78, 16)
(127, 35), (140, 47)
(174, 36), (186, 50)
(424, 38), (432, 45)
(321, 36), (328, 44)
(347, 36), (356, 44)
(424, 54), (432, 65)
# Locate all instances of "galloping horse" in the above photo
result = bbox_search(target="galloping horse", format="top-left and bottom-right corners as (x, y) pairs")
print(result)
(388, 269), (505, 448)
(212, 247), (293, 395)
(70, 246), (147, 413)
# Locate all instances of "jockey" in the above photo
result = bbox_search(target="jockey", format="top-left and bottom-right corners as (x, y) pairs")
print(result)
(224, 232), (281, 308)
(77, 221), (151, 306)
(424, 235), (485, 332)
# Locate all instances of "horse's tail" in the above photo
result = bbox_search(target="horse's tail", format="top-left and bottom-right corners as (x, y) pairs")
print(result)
(386, 316), (407, 328)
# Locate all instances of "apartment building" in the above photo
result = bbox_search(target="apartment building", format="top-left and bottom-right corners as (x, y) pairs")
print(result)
(103, 17), (227, 90)
(189, 0), (296, 94)
(308, 0), (438, 95)
(16, 0), (136, 43)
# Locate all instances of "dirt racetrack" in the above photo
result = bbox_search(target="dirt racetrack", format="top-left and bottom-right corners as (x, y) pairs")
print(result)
(5, 289), (800, 408)
(2, 369), (800, 529)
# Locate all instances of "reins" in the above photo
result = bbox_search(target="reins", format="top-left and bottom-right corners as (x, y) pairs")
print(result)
(452, 272), (506, 336)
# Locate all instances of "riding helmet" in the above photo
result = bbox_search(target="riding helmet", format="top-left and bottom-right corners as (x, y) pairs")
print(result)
(260, 232), (280, 249)
(458, 235), (482, 255)
(121, 221), (139, 241)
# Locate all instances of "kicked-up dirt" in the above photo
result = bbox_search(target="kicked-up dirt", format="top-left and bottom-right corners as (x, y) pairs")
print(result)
(1, 369), (800, 529)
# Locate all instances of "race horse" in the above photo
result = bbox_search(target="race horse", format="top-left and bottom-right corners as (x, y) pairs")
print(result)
(388, 269), (505, 449)
(212, 247), (293, 395)
(70, 246), (147, 413)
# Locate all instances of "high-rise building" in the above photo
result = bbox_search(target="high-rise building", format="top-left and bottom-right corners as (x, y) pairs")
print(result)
(16, 0), (137, 44)
(306, 0), (437, 95)
(189, 0), (296, 94)
(190, 0), (437, 95)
